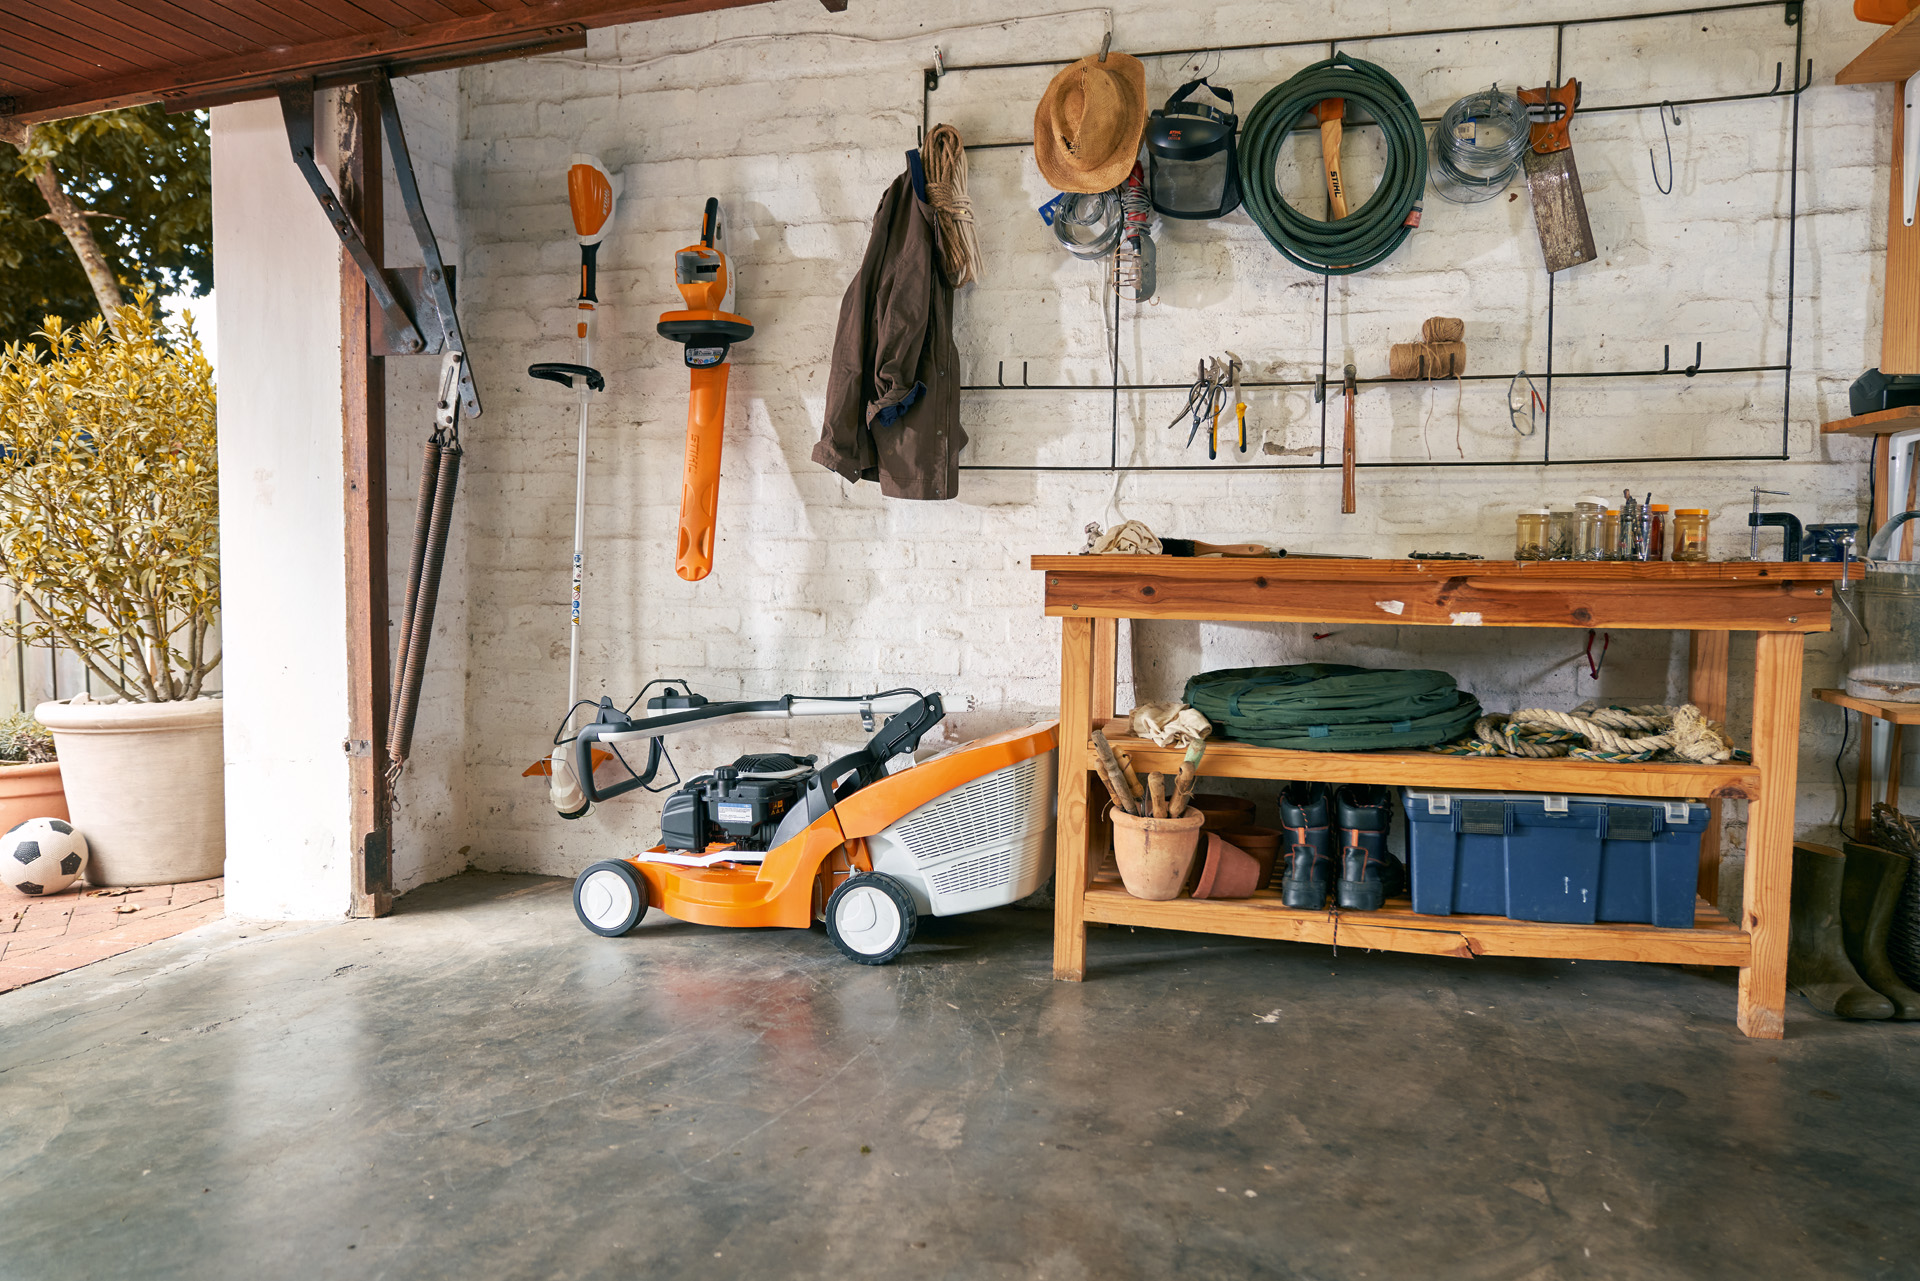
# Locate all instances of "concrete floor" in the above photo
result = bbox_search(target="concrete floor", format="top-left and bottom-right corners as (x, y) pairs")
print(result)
(1, 873), (1916, 1280)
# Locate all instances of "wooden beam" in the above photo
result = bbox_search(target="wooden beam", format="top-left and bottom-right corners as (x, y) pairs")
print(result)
(340, 83), (393, 920)
(4, 0), (780, 124)
(1053, 617), (1095, 981)
(1738, 630), (1804, 1040)
(1688, 630), (1730, 904)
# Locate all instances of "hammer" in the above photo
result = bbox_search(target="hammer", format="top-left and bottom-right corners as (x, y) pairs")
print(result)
(1341, 363), (1357, 515)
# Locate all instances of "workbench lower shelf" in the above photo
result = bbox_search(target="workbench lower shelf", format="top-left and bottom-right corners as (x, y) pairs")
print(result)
(1084, 882), (1749, 967)
(1094, 721), (1759, 800)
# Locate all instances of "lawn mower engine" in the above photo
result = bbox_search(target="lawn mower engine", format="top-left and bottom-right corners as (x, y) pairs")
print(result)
(659, 753), (817, 853)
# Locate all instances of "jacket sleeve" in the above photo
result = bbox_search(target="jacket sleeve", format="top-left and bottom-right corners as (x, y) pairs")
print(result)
(814, 177), (905, 481)
(866, 180), (934, 428)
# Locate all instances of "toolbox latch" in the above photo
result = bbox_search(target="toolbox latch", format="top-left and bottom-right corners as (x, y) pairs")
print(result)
(1542, 795), (1569, 814)
(1665, 801), (1691, 823)
(1424, 793), (1451, 816)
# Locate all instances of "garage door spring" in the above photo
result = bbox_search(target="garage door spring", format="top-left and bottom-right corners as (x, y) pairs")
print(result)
(1238, 53), (1426, 275)
(388, 354), (465, 775)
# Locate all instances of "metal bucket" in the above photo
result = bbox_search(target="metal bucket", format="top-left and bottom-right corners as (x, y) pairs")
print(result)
(1847, 511), (1920, 703)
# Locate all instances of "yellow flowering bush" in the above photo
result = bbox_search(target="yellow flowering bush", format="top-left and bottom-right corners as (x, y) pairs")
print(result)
(0, 292), (218, 701)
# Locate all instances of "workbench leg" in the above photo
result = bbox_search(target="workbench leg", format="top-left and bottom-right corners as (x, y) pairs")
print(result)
(1689, 630), (1729, 905)
(1856, 714), (1877, 841)
(1092, 617), (1118, 724)
(1739, 630), (1803, 1040)
(1054, 616), (1096, 981)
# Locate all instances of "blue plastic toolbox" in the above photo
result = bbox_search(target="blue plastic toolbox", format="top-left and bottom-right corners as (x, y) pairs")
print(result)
(1401, 790), (1709, 927)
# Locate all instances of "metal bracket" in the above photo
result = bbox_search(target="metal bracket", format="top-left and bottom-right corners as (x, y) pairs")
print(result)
(1784, 1), (1801, 26)
(370, 266), (457, 355)
(277, 75), (481, 420)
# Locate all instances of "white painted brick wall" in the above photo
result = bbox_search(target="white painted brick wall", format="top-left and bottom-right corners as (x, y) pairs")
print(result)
(389, 0), (1898, 909)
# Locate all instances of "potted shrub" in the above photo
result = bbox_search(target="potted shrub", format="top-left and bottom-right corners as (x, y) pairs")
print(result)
(0, 294), (222, 886)
(0, 711), (68, 832)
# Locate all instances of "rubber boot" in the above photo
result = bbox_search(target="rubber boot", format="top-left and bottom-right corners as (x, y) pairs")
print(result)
(1336, 783), (1405, 912)
(1788, 843), (1894, 1020)
(1840, 840), (1920, 1020)
(1277, 781), (1334, 908)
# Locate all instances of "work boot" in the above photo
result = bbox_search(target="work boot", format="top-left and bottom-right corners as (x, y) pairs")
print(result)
(1788, 843), (1894, 1020)
(1841, 840), (1920, 1020)
(1336, 784), (1404, 912)
(1277, 781), (1334, 909)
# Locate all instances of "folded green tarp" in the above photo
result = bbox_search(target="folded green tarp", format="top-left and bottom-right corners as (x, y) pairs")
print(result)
(1183, 663), (1481, 751)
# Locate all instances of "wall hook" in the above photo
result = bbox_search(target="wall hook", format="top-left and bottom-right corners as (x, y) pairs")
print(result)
(1660, 344), (1671, 373)
(1650, 102), (1680, 195)
(1685, 341), (1702, 377)
(1098, 31), (1112, 62)
(997, 360), (1006, 387)
(1766, 60), (1811, 95)
(1022, 361), (1032, 387)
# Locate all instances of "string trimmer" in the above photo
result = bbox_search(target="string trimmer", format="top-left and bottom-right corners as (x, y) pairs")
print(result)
(527, 154), (620, 796)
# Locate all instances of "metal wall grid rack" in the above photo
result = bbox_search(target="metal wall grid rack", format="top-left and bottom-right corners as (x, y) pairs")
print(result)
(922, 0), (1810, 474)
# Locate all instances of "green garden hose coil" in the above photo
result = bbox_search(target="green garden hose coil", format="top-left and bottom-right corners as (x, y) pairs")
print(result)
(1238, 54), (1427, 275)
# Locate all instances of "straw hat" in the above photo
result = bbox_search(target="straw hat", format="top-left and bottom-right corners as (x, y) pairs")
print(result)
(1033, 51), (1148, 194)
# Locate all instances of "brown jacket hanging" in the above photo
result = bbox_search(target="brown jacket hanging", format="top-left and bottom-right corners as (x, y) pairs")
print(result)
(813, 170), (964, 500)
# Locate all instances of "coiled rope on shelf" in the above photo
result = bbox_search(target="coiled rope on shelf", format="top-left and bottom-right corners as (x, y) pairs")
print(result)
(923, 123), (981, 287)
(1239, 53), (1427, 275)
(1429, 704), (1737, 764)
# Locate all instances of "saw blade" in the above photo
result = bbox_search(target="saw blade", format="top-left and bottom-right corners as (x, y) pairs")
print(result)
(1524, 146), (1596, 273)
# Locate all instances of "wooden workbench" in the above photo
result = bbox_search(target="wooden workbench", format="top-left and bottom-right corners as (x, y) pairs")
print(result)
(1036, 556), (1846, 1039)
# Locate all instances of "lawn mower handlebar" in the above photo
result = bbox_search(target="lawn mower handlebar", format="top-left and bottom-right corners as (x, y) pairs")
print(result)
(568, 690), (934, 808)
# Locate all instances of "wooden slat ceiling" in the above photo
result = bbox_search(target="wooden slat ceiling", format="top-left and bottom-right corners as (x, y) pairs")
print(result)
(0, 0), (826, 124)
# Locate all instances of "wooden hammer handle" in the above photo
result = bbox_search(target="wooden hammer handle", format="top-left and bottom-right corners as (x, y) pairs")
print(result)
(1315, 98), (1348, 219)
(1090, 729), (1140, 817)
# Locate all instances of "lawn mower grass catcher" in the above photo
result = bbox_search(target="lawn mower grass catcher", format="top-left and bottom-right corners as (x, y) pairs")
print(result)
(559, 687), (1057, 964)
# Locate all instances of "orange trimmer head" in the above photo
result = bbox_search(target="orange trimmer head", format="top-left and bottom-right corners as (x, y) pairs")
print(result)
(659, 198), (752, 582)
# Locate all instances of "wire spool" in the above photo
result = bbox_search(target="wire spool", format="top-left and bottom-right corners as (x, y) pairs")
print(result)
(1052, 188), (1123, 258)
(1239, 53), (1427, 275)
(1429, 86), (1529, 205)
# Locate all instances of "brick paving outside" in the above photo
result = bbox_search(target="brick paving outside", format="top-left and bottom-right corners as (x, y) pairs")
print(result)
(0, 878), (224, 993)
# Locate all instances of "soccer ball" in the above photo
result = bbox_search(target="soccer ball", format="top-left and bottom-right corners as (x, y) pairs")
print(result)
(1, 818), (90, 896)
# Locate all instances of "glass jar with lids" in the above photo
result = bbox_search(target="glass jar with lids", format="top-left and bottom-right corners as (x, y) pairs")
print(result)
(1515, 508), (1551, 561)
(1671, 508), (1711, 562)
(1572, 495), (1608, 561)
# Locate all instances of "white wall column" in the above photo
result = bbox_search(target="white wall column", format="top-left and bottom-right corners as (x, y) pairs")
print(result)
(212, 96), (353, 920)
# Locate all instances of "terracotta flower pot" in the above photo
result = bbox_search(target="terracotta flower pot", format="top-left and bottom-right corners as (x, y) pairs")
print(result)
(0, 760), (69, 832)
(1192, 833), (1264, 900)
(1190, 792), (1256, 832)
(1110, 807), (1206, 900)
(1220, 825), (1280, 889)
(35, 696), (224, 886)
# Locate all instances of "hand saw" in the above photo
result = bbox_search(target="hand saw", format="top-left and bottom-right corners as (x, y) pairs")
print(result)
(1518, 80), (1596, 274)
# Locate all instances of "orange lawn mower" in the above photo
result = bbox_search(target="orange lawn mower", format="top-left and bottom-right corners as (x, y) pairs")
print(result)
(659, 197), (752, 582)
(560, 688), (1058, 964)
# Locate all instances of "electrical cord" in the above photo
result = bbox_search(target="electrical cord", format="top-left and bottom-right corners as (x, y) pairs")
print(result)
(1238, 53), (1427, 275)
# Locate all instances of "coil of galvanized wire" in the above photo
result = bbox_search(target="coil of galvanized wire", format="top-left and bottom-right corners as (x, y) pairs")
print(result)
(1238, 53), (1426, 275)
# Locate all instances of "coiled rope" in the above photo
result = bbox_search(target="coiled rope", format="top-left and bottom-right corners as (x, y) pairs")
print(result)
(923, 123), (981, 287)
(1429, 704), (1737, 764)
(1239, 53), (1426, 275)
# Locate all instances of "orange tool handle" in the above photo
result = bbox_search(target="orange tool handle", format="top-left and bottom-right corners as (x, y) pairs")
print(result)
(1517, 80), (1579, 155)
(1314, 98), (1348, 219)
(674, 363), (729, 582)
(1856, 0), (1920, 24)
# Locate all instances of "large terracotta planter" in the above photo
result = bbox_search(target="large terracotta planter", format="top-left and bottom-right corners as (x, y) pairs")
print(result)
(34, 696), (224, 886)
(0, 760), (69, 832)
